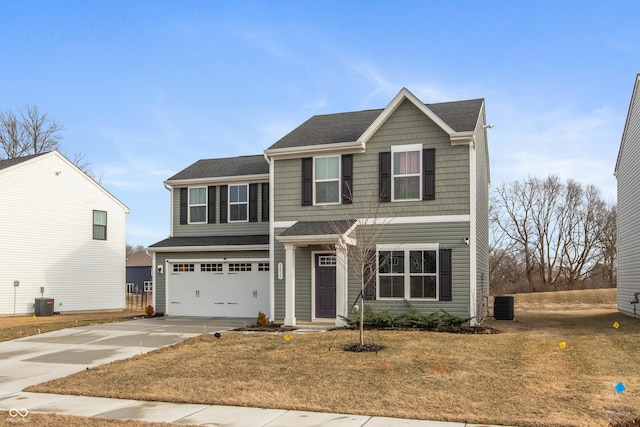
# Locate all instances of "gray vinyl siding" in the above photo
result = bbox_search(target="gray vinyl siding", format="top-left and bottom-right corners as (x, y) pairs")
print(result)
(274, 222), (471, 322)
(154, 250), (269, 315)
(474, 107), (491, 319)
(172, 184), (269, 237)
(273, 100), (470, 223)
(617, 76), (640, 317)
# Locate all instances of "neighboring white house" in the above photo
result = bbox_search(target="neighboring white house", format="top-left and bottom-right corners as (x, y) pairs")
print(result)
(615, 73), (640, 318)
(0, 151), (130, 316)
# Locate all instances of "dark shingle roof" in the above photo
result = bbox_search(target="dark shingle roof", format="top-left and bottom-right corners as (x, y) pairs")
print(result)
(280, 220), (356, 237)
(0, 153), (47, 171)
(168, 155), (268, 181)
(267, 98), (484, 150)
(149, 235), (269, 248)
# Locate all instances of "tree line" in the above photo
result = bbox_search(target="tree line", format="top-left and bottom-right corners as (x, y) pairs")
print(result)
(490, 175), (616, 294)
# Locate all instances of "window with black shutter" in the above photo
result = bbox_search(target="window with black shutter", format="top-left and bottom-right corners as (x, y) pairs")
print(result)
(179, 188), (188, 224)
(342, 154), (353, 204)
(219, 185), (228, 223)
(261, 182), (269, 222)
(302, 157), (312, 206)
(379, 152), (391, 202)
(249, 183), (258, 222)
(439, 248), (452, 301)
(207, 186), (216, 224)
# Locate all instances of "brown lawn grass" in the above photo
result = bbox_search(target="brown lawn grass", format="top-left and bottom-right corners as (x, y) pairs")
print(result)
(25, 289), (640, 427)
(0, 412), (192, 427)
(0, 310), (145, 342)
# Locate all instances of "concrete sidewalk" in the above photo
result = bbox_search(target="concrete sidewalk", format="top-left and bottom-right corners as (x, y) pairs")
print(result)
(0, 317), (511, 426)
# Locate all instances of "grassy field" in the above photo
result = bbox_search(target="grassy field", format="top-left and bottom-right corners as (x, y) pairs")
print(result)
(18, 289), (640, 427)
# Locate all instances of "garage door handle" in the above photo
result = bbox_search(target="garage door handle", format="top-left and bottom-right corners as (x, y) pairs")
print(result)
(253, 290), (258, 298)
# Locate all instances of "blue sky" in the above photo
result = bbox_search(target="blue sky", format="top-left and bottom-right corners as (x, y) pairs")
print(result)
(2, 1), (638, 246)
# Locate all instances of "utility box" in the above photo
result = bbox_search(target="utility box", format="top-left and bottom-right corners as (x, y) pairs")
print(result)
(494, 296), (514, 320)
(35, 298), (55, 316)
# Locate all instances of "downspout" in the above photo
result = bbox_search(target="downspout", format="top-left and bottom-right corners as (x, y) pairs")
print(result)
(264, 152), (275, 322)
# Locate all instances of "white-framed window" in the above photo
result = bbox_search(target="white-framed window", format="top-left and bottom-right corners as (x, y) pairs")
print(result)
(314, 156), (340, 205)
(258, 262), (270, 271)
(93, 210), (107, 240)
(392, 144), (422, 201)
(144, 281), (153, 292)
(229, 184), (248, 222)
(318, 255), (337, 266)
(189, 187), (207, 223)
(201, 263), (223, 272)
(377, 244), (438, 300)
(126, 283), (135, 294)
(229, 262), (252, 272)
(173, 263), (195, 272)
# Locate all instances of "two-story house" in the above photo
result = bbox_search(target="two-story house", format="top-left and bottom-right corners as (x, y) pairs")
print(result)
(149, 88), (490, 325)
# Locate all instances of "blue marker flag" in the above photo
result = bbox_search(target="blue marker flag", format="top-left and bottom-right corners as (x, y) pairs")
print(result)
(615, 382), (626, 394)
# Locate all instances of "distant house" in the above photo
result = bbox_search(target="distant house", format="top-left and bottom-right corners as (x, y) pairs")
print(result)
(615, 73), (640, 317)
(149, 88), (491, 325)
(0, 151), (129, 316)
(126, 251), (153, 294)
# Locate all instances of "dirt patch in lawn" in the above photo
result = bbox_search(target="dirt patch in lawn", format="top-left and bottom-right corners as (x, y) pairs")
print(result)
(27, 294), (640, 427)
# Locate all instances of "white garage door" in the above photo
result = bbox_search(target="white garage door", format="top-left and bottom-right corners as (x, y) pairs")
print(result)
(168, 261), (269, 317)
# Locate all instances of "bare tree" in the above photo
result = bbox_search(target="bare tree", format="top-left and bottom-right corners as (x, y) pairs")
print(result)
(325, 188), (391, 347)
(0, 105), (99, 181)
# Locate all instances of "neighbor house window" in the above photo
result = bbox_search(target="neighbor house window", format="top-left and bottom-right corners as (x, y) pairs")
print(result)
(314, 156), (340, 204)
(189, 187), (206, 223)
(93, 210), (107, 240)
(229, 184), (248, 222)
(392, 145), (422, 201)
(378, 244), (438, 300)
(144, 281), (153, 292)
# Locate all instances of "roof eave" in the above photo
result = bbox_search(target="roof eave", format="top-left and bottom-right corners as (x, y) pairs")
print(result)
(615, 73), (640, 175)
(450, 131), (476, 146)
(264, 140), (365, 159)
(165, 173), (270, 187)
(147, 244), (269, 253)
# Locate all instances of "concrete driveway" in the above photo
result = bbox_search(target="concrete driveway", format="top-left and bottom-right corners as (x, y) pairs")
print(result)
(0, 316), (253, 396)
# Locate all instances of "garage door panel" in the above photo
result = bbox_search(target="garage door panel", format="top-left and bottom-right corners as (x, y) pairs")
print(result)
(169, 261), (269, 317)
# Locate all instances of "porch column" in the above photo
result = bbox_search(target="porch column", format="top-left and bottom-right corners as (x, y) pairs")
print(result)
(335, 244), (348, 327)
(284, 243), (296, 326)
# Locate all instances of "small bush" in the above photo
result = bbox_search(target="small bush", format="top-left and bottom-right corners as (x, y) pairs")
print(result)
(145, 304), (155, 317)
(256, 311), (268, 326)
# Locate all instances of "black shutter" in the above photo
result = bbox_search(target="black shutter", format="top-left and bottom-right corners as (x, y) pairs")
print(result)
(363, 251), (376, 300)
(439, 248), (452, 301)
(342, 154), (353, 204)
(207, 186), (216, 224)
(302, 157), (313, 206)
(219, 185), (228, 223)
(379, 152), (391, 202)
(179, 188), (188, 225)
(423, 148), (435, 200)
(249, 183), (258, 222)
(261, 182), (269, 222)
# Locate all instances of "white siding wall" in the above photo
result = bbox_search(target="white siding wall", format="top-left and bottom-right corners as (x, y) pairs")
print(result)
(617, 75), (640, 317)
(0, 152), (128, 315)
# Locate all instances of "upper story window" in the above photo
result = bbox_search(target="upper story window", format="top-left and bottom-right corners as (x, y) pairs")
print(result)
(314, 156), (340, 204)
(229, 184), (248, 222)
(189, 187), (206, 223)
(392, 145), (422, 201)
(93, 210), (107, 240)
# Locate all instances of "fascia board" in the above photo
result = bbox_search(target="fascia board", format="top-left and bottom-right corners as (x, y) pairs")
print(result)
(615, 74), (640, 175)
(264, 141), (365, 160)
(358, 87), (456, 145)
(147, 244), (269, 253)
(450, 131), (476, 146)
(165, 174), (269, 187)
(276, 234), (341, 245)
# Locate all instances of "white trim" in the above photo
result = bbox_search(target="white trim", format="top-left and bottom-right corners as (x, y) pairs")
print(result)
(266, 153), (275, 321)
(165, 174), (269, 187)
(469, 136), (478, 325)
(359, 215), (470, 225)
(313, 155), (341, 205)
(264, 141), (365, 159)
(276, 234), (342, 245)
(274, 221), (297, 229)
(148, 244), (269, 253)
(166, 257), (269, 263)
(228, 183), (249, 223)
(391, 144), (423, 202)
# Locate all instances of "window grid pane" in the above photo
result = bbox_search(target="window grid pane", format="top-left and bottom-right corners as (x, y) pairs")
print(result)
(379, 248), (438, 300)
(314, 156), (340, 204)
(229, 185), (248, 221)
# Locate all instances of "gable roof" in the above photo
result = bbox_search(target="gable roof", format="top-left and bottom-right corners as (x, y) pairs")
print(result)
(615, 74), (640, 175)
(0, 151), (129, 213)
(126, 250), (152, 267)
(266, 88), (484, 154)
(0, 153), (47, 171)
(167, 154), (269, 183)
(148, 234), (269, 251)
